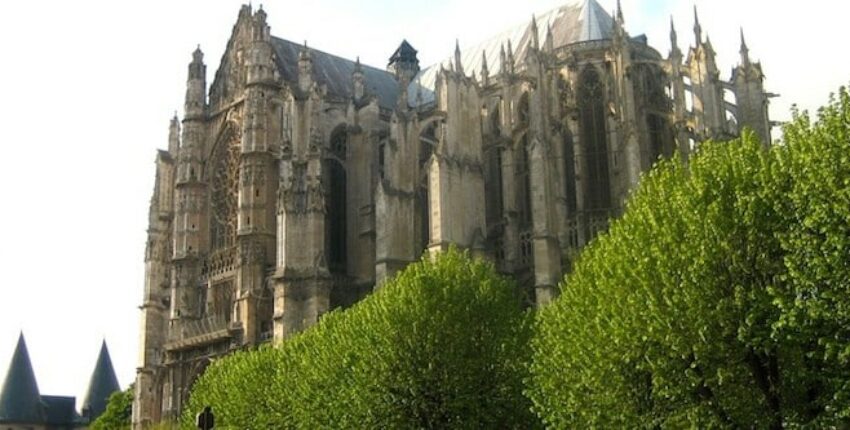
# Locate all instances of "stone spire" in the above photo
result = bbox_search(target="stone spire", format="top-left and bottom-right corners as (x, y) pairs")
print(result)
(480, 50), (489, 85)
(352, 56), (365, 100)
(693, 5), (702, 44)
(739, 27), (750, 65)
(81, 340), (120, 421)
(530, 15), (540, 50)
(616, 0), (624, 24)
(454, 39), (464, 75)
(670, 16), (678, 51)
(168, 113), (180, 155)
(544, 22), (554, 52)
(0, 333), (44, 423)
(184, 45), (206, 120)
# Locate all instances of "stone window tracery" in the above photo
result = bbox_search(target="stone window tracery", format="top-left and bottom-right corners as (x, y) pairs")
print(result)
(210, 126), (241, 251)
(578, 67), (611, 211)
(326, 126), (348, 274)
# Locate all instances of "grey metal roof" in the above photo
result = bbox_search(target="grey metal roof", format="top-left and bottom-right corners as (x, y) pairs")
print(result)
(0, 334), (44, 423)
(271, 37), (401, 109)
(81, 341), (120, 421)
(414, 0), (614, 92)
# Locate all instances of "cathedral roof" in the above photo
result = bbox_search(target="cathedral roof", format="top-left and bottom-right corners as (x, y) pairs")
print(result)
(0, 333), (45, 423)
(271, 37), (402, 109)
(414, 0), (615, 92)
(81, 341), (120, 420)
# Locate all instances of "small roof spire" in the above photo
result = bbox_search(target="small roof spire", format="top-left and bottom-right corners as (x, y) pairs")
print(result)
(192, 44), (204, 63)
(354, 56), (362, 73)
(693, 5), (702, 44)
(454, 39), (464, 74)
(299, 40), (311, 61)
(616, 0), (624, 24)
(739, 27), (751, 67)
(81, 340), (120, 420)
(670, 16), (677, 44)
(481, 50), (489, 74)
(530, 15), (540, 49)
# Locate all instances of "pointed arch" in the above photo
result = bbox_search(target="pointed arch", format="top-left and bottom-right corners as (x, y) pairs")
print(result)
(577, 66), (611, 210)
(325, 125), (348, 274)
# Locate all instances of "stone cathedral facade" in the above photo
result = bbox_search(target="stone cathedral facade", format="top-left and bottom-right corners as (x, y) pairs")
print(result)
(133, 0), (773, 424)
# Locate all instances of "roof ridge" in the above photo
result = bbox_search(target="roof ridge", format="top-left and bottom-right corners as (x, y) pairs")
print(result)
(270, 36), (394, 77)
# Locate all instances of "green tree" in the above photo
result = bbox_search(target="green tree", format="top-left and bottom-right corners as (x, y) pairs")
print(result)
(90, 384), (133, 430)
(184, 249), (537, 428)
(527, 86), (850, 428)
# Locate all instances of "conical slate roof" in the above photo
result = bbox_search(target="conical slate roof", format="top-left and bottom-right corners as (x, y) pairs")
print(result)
(0, 333), (44, 423)
(81, 341), (120, 420)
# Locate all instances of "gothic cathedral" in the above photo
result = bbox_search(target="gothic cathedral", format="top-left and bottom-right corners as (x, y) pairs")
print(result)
(133, 1), (773, 424)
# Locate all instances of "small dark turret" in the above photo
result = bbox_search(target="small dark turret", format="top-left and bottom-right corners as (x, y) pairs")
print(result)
(388, 39), (420, 84)
(81, 341), (120, 421)
(0, 333), (44, 423)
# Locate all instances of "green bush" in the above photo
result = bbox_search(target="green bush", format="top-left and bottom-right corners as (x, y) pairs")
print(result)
(184, 249), (537, 428)
(528, 86), (850, 428)
(90, 385), (133, 430)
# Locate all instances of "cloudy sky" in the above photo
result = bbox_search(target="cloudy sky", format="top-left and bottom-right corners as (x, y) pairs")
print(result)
(0, 0), (846, 405)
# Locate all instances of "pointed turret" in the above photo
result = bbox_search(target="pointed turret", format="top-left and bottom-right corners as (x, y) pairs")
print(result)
(530, 15), (540, 50)
(693, 6), (702, 44)
(352, 56), (365, 100)
(616, 0), (624, 24)
(739, 27), (750, 65)
(81, 341), (120, 421)
(0, 333), (44, 423)
(506, 39), (515, 73)
(168, 113), (180, 155)
(670, 16), (679, 52)
(184, 45), (206, 120)
(454, 39), (464, 75)
(544, 22), (554, 52)
(298, 40), (313, 91)
(480, 50), (490, 86)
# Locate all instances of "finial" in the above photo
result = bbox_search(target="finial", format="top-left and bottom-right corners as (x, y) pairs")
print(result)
(454, 39), (464, 74)
(481, 50), (489, 73)
(616, 0), (624, 24)
(670, 16), (678, 45)
(739, 28), (751, 67)
(530, 15), (540, 49)
(693, 5), (702, 44)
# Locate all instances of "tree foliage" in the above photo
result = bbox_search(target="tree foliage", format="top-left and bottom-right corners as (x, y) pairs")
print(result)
(90, 384), (133, 430)
(183, 249), (537, 428)
(528, 86), (850, 428)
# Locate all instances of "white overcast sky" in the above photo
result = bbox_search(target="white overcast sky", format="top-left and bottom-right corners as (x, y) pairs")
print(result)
(0, 0), (847, 406)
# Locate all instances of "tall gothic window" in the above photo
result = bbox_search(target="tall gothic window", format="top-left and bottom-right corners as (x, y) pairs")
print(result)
(417, 123), (437, 255)
(210, 125), (241, 251)
(485, 107), (504, 225)
(326, 127), (347, 274)
(563, 131), (577, 214)
(578, 67), (611, 210)
(516, 93), (534, 268)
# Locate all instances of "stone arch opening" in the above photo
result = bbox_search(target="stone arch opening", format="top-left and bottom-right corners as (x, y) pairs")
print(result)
(325, 125), (348, 275)
(577, 66), (611, 211)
